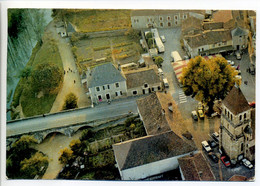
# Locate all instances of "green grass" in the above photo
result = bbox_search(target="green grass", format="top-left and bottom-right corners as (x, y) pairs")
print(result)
(11, 39), (63, 118)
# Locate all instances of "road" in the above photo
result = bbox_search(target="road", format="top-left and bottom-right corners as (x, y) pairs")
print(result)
(7, 97), (138, 137)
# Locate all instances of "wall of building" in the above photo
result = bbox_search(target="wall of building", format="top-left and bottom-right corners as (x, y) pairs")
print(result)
(120, 152), (196, 180)
(232, 35), (248, 50)
(89, 80), (127, 103)
(126, 82), (162, 96)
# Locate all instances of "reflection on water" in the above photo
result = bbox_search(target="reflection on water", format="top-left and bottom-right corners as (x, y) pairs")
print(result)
(35, 130), (82, 179)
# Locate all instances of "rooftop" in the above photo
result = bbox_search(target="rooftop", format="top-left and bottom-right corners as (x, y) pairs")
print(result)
(125, 69), (161, 89)
(231, 26), (249, 37)
(66, 22), (76, 33)
(212, 10), (233, 23)
(131, 9), (205, 17)
(228, 175), (248, 181)
(136, 92), (171, 135)
(182, 16), (203, 34)
(222, 86), (251, 115)
(178, 152), (216, 181)
(88, 63), (126, 88)
(113, 131), (197, 171)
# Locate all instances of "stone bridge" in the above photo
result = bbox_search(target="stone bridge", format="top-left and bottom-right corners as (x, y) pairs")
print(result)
(6, 113), (133, 150)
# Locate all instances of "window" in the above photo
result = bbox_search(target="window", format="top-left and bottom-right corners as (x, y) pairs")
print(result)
(96, 87), (100, 92)
(133, 90), (137, 95)
(168, 22), (171, 27)
(98, 95), (102, 101)
(240, 115), (242, 121)
(167, 16), (171, 20)
(244, 113), (247, 119)
(107, 85), (110, 89)
(227, 123), (229, 129)
(115, 83), (119, 88)
(147, 18), (149, 22)
(241, 143), (244, 152)
(228, 111), (229, 118)
(198, 49), (201, 53)
(160, 22), (163, 27)
(225, 109), (227, 115)
(120, 91), (122, 95)
(202, 48), (204, 51)
(152, 87), (154, 91)
(231, 114), (233, 121)
(158, 86), (161, 90)
(115, 92), (118, 96)
(175, 15), (178, 20)
(183, 14), (187, 19)
(103, 86), (106, 90)
(159, 16), (163, 21)
(134, 19), (136, 23)
(175, 21), (178, 25)
(144, 83), (148, 88)
(136, 19), (139, 23)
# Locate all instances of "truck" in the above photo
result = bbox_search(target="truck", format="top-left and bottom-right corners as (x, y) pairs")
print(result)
(171, 51), (182, 62)
(151, 28), (165, 53)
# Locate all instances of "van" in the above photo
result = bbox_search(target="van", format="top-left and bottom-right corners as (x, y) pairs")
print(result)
(171, 51), (182, 62)
(163, 78), (169, 88)
(158, 68), (163, 76)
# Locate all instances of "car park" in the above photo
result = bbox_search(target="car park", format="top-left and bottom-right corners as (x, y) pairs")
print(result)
(191, 111), (198, 121)
(212, 132), (219, 142)
(242, 158), (253, 169)
(201, 141), (212, 153)
(221, 156), (231, 167)
(208, 152), (219, 163)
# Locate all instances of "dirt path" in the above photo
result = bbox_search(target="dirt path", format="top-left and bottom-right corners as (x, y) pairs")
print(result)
(47, 21), (91, 113)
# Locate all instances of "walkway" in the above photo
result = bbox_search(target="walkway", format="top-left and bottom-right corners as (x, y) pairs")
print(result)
(46, 21), (91, 113)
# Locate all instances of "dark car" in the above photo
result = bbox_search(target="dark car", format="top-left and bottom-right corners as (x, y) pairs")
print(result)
(208, 153), (219, 163)
(212, 132), (219, 142)
(221, 156), (231, 167)
(208, 140), (218, 148)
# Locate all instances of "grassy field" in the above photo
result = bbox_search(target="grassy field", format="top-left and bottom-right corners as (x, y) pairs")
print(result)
(63, 9), (131, 32)
(71, 34), (143, 73)
(11, 39), (63, 119)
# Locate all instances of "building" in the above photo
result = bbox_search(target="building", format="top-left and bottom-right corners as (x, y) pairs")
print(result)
(66, 22), (76, 37)
(125, 69), (162, 97)
(231, 26), (249, 51)
(219, 86), (255, 162)
(131, 10), (205, 29)
(136, 92), (171, 135)
(87, 63), (127, 104)
(178, 152), (216, 181)
(112, 131), (197, 180)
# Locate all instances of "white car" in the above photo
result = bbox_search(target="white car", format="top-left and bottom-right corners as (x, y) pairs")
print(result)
(227, 60), (235, 66)
(242, 158), (253, 169)
(160, 35), (166, 43)
(201, 141), (212, 153)
(235, 75), (242, 80)
(235, 51), (241, 60)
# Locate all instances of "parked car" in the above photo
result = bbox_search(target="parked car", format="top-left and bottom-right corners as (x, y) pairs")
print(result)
(242, 158), (253, 169)
(212, 132), (219, 142)
(208, 152), (219, 163)
(235, 51), (241, 60)
(235, 75), (242, 80)
(201, 141), (212, 153)
(160, 35), (166, 43)
(236, 70), (241, 75)
(197, 110), (204, 119)
(208, 140), (218, 148)
(191, 111), (198, 121)
(221, 156), (231, 167)
(227, 60), (235, 66)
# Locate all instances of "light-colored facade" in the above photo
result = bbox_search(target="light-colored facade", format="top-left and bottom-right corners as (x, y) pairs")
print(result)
(127, 82), (161, 97)
(231, 27), (249, 51)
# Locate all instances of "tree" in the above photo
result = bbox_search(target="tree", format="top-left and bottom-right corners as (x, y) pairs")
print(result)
(80, 129), (94, 142)
(18, 66), (32, 79)
(12, 135), (37, 155)
(63, 93), (78, 110)
(145, 32), (153, 40)
(147, 38), (155, 48)
(154, 56), (164, 67)
(59, 148), (74, 165)
(69, 139), (82, 155)
(181, 56), (240, 115)
(125, 28), (140, 40)
(31, 63), (63, 94)
(20, 152), (49, 178)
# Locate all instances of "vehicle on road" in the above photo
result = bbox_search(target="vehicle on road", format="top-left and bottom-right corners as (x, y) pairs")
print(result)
(227, 60), (235, 66)
(171, 51), (182, 62)
(212, 132), (219, 142)
(235, 75), (242, 80)
(248, 65), (255, 75)
(242, 158), (253, 169)
(158, 68), (163, 76)
(236, 70), (241, 75)
(197, 110), (204, 119)
(235, 51), (241, 60)
(221, 156), (231, 167)
(208, 152), (219, 163)
(163, 78), (169, 88)
(191, 111), (198, 121)
(160, 35), (166, 43)
(201, 141), (212, 153)
(208, 140), (218, 148)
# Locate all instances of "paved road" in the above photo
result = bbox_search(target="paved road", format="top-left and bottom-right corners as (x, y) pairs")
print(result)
(7, 97), (138, 137)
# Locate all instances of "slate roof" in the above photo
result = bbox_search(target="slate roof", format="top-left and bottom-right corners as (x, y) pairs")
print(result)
(88, 63), (126, 88)
(125, 69), (161, 89)
(131, 9), (205, 17)
(231, 26), (249, 37)
(178, 153), (215, 181)
(222, 86), (251, 115)
(66, 22), (76, 33)
(184, 30), (232, 48)
(136, 93), (171, 135)
(113, 131), (197, 171)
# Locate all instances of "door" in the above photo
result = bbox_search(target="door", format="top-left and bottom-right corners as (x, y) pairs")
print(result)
(106, 93), (110, 100)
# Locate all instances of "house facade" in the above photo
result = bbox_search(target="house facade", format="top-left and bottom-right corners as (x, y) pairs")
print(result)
(231, 27), (249, 51)
(219, 86), (255, 161)
(131, 10), (205, 29)
(125, 69), (162, 97)
(87, 63), (127, 104)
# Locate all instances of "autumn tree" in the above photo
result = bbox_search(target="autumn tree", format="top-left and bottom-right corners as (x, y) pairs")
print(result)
(181, 56), (240, 115)
(20, 152), (49, 178)
(59, 148), (74, 165)
(31, 63), (63, 94)
(154, 56), (164, 67)
(63, 93), (78, 110)
(12, 135), (37, 155)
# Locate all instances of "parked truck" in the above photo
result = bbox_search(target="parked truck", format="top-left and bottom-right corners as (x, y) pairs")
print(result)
(171, 51), (182, 62)
(151, 28), (165, 53)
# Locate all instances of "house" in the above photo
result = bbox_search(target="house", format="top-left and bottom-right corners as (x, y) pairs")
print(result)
(112, 131), (197, 180)
(125, 69), (162, 97)
(178, 152), (216, 181)
(219, 85), (255, 162)
(183, 30), (233, 58)
(87, 63), (127, 104)
(182, 16), (203, 36)
(231, 26), (249, 51)
(136, 92), (171, 135)
(131, 10), (205, 29)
